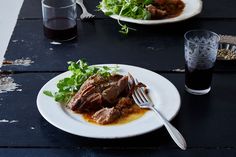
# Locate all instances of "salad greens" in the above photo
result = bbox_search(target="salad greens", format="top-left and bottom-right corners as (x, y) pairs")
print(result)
(98, 0), (153, 34)
(99, 0), (152, 20)
(43, 60), (118, 104)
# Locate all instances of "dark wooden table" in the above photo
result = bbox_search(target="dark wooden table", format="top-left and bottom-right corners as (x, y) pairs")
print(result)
(1, 0), (236, 156)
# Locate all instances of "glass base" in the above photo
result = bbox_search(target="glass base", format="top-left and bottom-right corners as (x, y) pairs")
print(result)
(47, 35), (77, 42)
(185, 85), (211, 95)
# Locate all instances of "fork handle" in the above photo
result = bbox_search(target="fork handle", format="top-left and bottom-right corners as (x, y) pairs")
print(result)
(76, 0), (88, 13)
(151, 107), (187, 150)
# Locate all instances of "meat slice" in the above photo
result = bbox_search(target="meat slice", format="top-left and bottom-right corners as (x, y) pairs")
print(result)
(67, 84), (96, 110)
(79, 75), (106, 92)
(92, 107), (121, 124)
(67, 75), (105, 110)
(78, 93), (103, 113)
(102, 76), (128, 103)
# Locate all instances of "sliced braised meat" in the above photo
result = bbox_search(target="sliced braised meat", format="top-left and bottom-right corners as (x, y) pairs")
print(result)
(67, 75), (105, 110)
(92, 107), (121, 124)
(102, 76), (128, 103)
(66, 71), (147, 125)
(67, 74), (128, 113)
(117, 76), (128, 91)
(67, 91), (82, 110)
(67, 84), (96, 110)
(102, 86), (120, 103)
(147, 0), (185, 19)
(79, 75), (106, 92)
(78, 93), (103, 113)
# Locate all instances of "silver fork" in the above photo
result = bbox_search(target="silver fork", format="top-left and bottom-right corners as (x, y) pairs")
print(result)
(76, 0), (95, 19)
(130, 78), (187, 150)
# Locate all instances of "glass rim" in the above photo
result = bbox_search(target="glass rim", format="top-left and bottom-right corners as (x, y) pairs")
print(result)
(41, 0), (76, 9)
(184, 29), (220, 45)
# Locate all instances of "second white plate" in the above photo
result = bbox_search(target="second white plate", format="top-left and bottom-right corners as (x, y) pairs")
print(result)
(101, 0), (202, 25)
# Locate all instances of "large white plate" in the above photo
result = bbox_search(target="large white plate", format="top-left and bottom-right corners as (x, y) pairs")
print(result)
(101, 0), (202, 25)
(37, 64), (181, 139)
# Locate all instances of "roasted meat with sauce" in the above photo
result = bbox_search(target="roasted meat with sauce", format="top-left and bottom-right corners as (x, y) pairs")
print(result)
(146, 0), (185, 19)
(67, 74), (128, 113)
(67, 73), (147, 125)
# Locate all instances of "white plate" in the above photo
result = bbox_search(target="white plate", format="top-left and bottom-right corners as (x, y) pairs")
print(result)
(101, 0), (202, 25)
(37, 64), (181, 139)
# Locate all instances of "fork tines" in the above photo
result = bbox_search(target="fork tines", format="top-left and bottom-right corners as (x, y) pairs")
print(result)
(128, 74), (150, 107)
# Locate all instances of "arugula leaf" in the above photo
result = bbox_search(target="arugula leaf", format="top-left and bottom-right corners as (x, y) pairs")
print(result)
(144, 0), (153, 5)
(104, 11), (113, 16)
(99, 0), (152, 20)
(43, 90), (54, 97)
(119, 24), (129, 34)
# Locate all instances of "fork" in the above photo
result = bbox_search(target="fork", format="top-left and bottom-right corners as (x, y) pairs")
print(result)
(129, 78), (187, 150)
(76, 0), (95, 19)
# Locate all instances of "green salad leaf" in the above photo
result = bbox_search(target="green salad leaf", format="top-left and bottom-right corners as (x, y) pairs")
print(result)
(44, 60), (118, 104)
(98, 0), (152, 34)
(99, 0), (152, 20)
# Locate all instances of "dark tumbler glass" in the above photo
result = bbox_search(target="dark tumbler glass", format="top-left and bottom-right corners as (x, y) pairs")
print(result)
(184, 30), (220, 95)
(42, 0), (77, 41)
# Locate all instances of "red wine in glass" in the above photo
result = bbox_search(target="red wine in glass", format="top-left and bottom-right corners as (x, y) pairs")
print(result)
(43, 17), (77, 41)
(185, 65), (214, 90)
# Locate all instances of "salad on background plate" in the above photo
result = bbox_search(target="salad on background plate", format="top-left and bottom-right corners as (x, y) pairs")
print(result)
(98, 0), (202, 34)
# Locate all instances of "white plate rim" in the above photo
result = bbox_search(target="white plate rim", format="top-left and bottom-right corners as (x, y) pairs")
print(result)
(100, 0), (203, 25)
(37, 64), (181, 139)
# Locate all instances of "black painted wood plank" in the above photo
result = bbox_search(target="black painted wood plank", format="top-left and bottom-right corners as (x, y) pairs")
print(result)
(200, 0), (236, 18)
(2, 19), (236, 72)
(18, 0), (236, 19)
(0, 72), (236, 148)
(0, 148), (236, 157)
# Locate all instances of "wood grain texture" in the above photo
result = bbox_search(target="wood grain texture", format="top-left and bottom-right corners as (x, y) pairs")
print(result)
(2, 19), (236, 72)
(0, 73), (236, 148)
(0, 148), (236, 157)
(2, 0), (236, 155)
